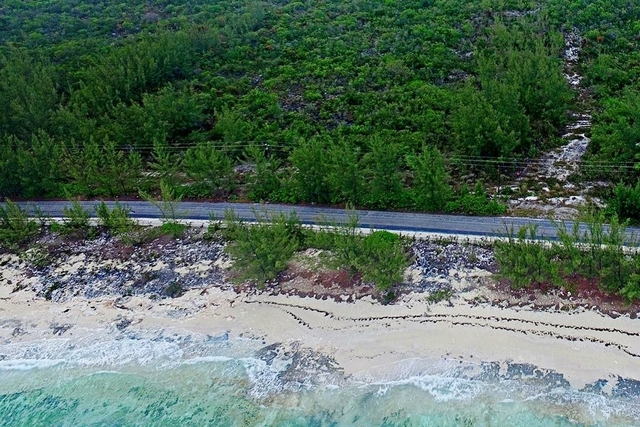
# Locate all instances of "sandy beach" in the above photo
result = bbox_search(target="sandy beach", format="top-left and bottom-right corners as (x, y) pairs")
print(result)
(2, 244), (639, 393)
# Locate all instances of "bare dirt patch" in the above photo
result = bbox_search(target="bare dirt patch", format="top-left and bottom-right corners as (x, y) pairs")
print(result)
(482, 276), (640, 318)
(254, 249), (381, 302)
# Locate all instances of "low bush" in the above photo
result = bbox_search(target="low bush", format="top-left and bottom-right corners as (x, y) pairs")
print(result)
(495, 212), (640, 302)
(606, 182), (640, 224)
(358, 231), (408, 292)
(160, 221), (188, 238)
(446, 182), (507, 216)
(95, 201), (135, 235)
(163, 282), (184, 298)
(0, 199), (41, 249)
(59, 201), (92, 235)
(223, 210), (300, 286)
(222, 208), (409, 294)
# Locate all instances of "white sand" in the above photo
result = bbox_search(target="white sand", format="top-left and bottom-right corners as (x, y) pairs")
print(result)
(1, 269), (638, 390)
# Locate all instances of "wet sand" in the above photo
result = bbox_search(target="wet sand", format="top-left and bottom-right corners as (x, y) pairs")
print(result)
(1, 258), (638, 391)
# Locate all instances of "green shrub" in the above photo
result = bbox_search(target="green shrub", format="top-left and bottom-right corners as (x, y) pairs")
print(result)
(59, 201), (92, 235)
(358, 231), (408, 292)
(606, 182), (640, 224)
(20, 245), (50, 268)
(223, 210), (300, 286)
(205, 212), (223, 240)
(427, 288), (453, 303)
(120, 226), (165, 246)
(496, 214), (640, 301)
(139, 180), (182, 223)
(495, 224), (559, 289)
(160, 221), (188, 238)
(182, 142), (235, 197)
(95, 201), (135, 235)
(308, 213), (408, 292)
(163, 282), (184, 298)
(328, 212), (364, 274)
(0, 199), (41, 249)
(621, 272), (640, 303)
(446, 182), (507, 216)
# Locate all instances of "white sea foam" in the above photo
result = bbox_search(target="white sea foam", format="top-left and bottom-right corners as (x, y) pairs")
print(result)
(365, 374), (485, 402)
(2, 334), (639, 425)
(176, 355), (236, 365)
(0, 358), (64, 371)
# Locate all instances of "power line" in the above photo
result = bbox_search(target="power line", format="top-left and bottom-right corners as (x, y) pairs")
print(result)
(47, 140), (640, 172)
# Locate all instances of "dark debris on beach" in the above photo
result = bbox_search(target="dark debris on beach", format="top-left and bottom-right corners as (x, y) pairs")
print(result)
(15, 229), (228, 302)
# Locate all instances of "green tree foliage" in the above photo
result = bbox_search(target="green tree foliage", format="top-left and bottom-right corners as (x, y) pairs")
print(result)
(326, 139), (364, 206)
(223, 210), (300, 285)
(69, 29), (212, 117)
(148, 140), (184, 191)
(16, 132), (64, 198)
(588, 92), (640, 181)
(95, 202), (135, 236)
(496, 213), (640, 302)
(3, 0), (637, 217)
(58, 200), (92, 236)
(406, 146), (451, 211)
(0, 200), (41, 249)
(213, 107), (250, 150)
(96, 141), (143, 197)
(105, 85), (205, 149)
(495, 225), (559, 289)
(0, 49), (59, 139)
(0, 136), (21, 198)
(455, 20), (571, 159)
(329, 211), (365, 274)
(606, 182), (640, 224)
(481, 21), (571, 138)
(139, 180), (183, 224)
(451, 84), (525, 158)
(358, 231), (408, 292)
(289, 137), (330, 204)
(182, 142), (235, 197)
(62, 139), (142, 197)
(445, 182), (507, 216)
(244, 145), (282, 201)
(362, 136), (406, 209)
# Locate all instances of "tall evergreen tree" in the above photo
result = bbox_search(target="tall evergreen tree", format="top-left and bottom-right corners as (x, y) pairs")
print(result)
(362, 136), (406, 209)
(327, 139), (363, 206)
(289, 137), (331, 204)
(182, 142), (235, 197)
(406, 146), (451, 211)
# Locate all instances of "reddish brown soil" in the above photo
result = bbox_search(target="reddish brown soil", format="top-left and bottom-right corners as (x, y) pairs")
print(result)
(491, 275), (640, 318)
(273, 265), (381, 303)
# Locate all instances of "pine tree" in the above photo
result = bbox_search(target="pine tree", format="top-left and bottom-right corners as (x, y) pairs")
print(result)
(406, 146), (451, 211)
(183, 142), (235, 196)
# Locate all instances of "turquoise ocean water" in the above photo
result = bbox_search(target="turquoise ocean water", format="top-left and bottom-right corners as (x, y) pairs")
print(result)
(1, 330), (638, 427)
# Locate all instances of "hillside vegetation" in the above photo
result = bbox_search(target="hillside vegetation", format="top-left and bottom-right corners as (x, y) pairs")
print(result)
(0, 0), (638, 217)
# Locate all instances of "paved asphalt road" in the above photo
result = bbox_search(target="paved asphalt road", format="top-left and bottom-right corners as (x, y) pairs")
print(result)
(17, 200), (639, 242)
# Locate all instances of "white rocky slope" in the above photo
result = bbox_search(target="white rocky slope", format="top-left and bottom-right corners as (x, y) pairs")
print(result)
(506, 29), (605, 219)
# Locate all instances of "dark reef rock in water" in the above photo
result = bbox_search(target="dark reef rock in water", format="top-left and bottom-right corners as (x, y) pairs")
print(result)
(256, 341), (345, 390)
(612, 377), (640, 398)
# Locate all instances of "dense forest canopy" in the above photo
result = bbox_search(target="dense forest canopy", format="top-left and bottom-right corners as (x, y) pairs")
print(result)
(1, 0), (639, 216)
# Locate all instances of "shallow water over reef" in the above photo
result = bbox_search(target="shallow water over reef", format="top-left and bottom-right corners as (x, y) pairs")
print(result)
(1, 331), (638, 427)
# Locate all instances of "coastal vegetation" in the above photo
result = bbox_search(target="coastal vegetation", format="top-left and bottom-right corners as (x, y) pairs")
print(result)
(495, 212), (640, 302)
(0, 200), (409, 298)
(221, 209), (409, 297)
(2, 0), (640, 302)
(6, 0), (639, 215)
(0, 204), (410, 302)
(3, 202), (640, 303)
(0, 200), (41, 249)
